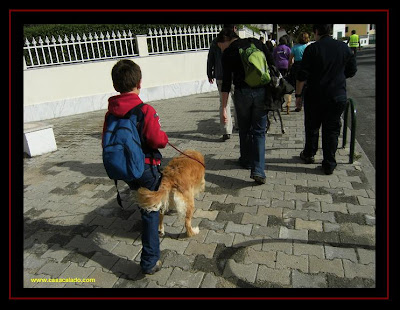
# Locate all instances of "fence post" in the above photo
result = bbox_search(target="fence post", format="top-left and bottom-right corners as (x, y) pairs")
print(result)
(136, 34), (149, 57)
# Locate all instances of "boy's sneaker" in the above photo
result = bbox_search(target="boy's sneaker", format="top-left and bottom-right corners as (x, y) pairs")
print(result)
(142, 260), (162, 275)
(300, 151), (315, 164)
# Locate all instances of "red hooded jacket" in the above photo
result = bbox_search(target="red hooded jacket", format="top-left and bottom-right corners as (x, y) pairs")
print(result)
(102, 92), (168, 165)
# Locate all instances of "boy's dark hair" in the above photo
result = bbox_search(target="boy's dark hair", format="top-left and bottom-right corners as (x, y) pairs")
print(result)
(112, 59), (142, 93)
(216, 28), (239, 43)
(312, 24), (333, 36)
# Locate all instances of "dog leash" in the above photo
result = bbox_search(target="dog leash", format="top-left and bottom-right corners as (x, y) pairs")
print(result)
(167, 142), (205, 168)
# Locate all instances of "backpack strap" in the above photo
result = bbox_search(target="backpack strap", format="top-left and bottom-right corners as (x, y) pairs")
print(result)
(123, 103), (145, 119)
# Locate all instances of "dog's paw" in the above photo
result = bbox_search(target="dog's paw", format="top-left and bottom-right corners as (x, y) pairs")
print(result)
(158, 226), (165, 237)
(192, 226), (199, 235)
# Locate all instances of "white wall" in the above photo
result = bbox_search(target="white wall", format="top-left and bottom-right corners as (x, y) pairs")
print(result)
(24, 50), (217, 122)
(333, 24), (346, 40)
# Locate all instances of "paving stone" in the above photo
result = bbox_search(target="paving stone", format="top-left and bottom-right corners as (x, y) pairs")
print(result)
(184, 241), (217, 259)
(342, 260), (375, 280)
(59, 262), (96, 280)
(225, 221), (253, 236)
(222, 259), (258, 283)
(37, 261), (71, 278)
(163, 250), (194, 270)
(84, 252), (120, 270)
(200, 273), (219, 288)
(309, 256), (344, 277)
(166, 268), (204, 288)
(241, 212), (268, 226)
(292, 270), (327, 288)
(295, 218), (323, 232)
(276, 251), (308, 272)
(88, 269), (119, 288)
(325, 245), (358, 263)
(256, 265), (291, 286)
(244, 248), (276, 268)
(111, 242), (142, 260)
(110, 258), (141, 280)
(205, 230), (235, 247)
(279, 227), (308, 241)
(293, 243), (325, 259)
(194, 209), (219, 220)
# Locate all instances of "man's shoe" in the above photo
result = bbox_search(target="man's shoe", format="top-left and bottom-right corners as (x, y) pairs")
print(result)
(222, 134), (231, 141)
(142, 260), (162, 275)
(322, 166), (334, 175)
(300, 151), (315, 164)
(239, 159), (251, 169)
(251, 174), (266, 185)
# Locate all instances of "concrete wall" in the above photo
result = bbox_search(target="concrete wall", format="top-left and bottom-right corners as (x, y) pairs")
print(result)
(24, 50), (217, 122)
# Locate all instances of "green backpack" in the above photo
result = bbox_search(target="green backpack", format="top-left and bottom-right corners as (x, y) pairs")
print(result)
(239, 41), (271, 88)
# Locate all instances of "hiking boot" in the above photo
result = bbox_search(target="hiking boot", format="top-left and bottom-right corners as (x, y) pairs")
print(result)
(300, 151), (315, 164)
(142, 260), (162, 275)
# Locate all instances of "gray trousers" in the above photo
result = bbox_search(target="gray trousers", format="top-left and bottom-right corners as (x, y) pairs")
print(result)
(216, 80), (237, 135)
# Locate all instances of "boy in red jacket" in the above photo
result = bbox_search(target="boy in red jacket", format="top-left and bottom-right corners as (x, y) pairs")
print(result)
(102, 59), (168, 274)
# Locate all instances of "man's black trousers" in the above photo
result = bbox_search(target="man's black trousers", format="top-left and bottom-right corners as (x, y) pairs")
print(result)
(303, 95), (347, 170)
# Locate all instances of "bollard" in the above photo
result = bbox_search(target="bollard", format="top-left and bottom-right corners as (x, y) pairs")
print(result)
(342, 98), (357, 163)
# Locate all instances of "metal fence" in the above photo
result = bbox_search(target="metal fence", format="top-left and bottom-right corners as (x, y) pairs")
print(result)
(24, 25), (222, 69)
(147, 25), (222, 54)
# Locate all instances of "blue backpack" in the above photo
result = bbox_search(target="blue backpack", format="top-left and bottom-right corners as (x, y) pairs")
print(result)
(102, 103), (145, 207)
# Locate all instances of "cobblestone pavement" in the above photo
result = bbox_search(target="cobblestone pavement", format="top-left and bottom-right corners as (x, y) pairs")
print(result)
(23, 92), (376, 290)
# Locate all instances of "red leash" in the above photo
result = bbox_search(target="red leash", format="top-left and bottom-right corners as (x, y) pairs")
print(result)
(167, 142), (205, 168)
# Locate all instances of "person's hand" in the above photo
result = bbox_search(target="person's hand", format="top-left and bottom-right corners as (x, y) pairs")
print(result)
(208, 78), (214, 84)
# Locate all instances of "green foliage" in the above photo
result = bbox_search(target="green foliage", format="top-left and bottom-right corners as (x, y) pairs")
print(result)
(279, 24), (314, 42)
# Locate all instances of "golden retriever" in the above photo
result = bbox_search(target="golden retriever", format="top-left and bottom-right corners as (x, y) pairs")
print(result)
(137, 150), (205, 237)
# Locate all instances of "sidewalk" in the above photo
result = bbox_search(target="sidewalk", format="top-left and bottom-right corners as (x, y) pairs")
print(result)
(23, 91), (376, 290)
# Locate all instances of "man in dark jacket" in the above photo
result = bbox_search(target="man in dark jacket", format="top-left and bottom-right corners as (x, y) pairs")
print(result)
(295, 24), (357, 175)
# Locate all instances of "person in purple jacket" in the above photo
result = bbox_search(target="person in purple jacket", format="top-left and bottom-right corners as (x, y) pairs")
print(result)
(273, 36), (292, 113)
(273, 36), (291, 77)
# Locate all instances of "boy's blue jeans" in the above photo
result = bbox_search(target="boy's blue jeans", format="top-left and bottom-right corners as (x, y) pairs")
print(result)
(127, 164), (162, 273)
(233, 87), (268, 179)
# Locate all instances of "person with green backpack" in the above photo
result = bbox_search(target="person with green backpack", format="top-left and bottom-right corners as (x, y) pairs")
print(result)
(217, 28), (275, 184)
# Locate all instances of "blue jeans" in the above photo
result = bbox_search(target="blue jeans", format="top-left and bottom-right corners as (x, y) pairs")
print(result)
(126, 164), (161, 272)
(234, 87), (268, 178)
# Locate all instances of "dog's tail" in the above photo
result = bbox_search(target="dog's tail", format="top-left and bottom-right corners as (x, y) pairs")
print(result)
(137, 182), (171, 212)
